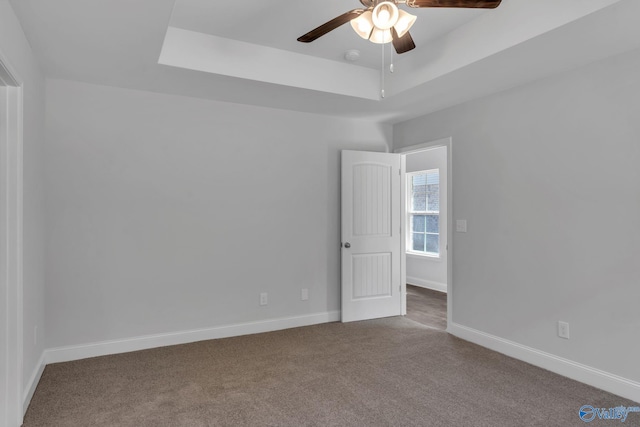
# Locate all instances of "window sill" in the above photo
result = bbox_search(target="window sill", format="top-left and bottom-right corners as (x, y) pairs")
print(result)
(406, 252), (441, 261)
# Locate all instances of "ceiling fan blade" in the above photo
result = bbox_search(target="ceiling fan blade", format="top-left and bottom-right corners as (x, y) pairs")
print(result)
(297, 9), (365, 43)
(359, 0), (374, 7)
(392, 28), (416, 54)
(406, 0), (501, 8)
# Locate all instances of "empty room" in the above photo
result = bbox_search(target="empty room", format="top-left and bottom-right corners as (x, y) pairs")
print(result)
(1, 0), (639, 426)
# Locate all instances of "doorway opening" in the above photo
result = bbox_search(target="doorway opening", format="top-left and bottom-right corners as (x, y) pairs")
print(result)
(395, 139), (451, 331)
(339, 138), (452, 327)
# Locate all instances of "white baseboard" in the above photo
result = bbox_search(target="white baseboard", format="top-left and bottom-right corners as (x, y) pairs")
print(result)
(23, 352), (46, 415)
(45, 311), (341, 365)
(406, 277), (447, 293)
(447, 322), (640, 403)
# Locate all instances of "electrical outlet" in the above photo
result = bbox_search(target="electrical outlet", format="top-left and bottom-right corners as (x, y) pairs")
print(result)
(558, 321), (570, 339)
(260, 292), (268, 306)
(301, 288), (309, 301)
(456, 220), (468, 233)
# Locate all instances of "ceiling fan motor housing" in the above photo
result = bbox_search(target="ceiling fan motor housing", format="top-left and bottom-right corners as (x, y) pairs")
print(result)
(362, 0), (400, 8)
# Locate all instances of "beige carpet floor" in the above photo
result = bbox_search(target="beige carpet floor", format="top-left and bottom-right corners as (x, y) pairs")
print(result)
(24, 317), (638, 426)
(406, 285), (447, 330)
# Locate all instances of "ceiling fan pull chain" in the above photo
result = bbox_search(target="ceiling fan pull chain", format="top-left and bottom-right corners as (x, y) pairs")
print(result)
(381, 41), (385, 99)
(390, 41), (394, 73)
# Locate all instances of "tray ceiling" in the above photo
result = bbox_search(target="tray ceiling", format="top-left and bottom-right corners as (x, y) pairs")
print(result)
(9, 0), (640, 122)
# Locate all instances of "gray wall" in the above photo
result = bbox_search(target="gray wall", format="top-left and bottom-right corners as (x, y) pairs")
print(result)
(394, 47), (640, 382)
(405, 147), (447, 290)
(0, 0), (46, 396)
(44, 79), (390, 348)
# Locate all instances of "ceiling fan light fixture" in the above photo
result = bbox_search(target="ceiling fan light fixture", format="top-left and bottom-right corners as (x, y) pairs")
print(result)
(394, 9), (417, 38)
(350, 11), (374, 40)
(372, 2), (399, 31)
(369, 27), (393, 44)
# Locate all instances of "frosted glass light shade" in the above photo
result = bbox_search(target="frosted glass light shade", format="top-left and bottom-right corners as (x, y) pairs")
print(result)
(372, 2), (399, 31)
(394, 10), (417, 38)
(350, 11), (374, 40)
(369, 28), (393, 44)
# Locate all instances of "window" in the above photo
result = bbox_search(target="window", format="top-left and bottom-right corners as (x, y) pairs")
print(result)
(407, 170), (440, 256)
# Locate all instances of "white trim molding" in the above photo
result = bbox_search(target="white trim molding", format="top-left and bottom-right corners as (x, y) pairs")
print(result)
(394, 138), (451, 155)
(45, 311), (341, 364)
(406, 277), (447, 294)
(448, 322), (640, 403)
(22, 352), (45, 416)
(0, 50), (24, 427)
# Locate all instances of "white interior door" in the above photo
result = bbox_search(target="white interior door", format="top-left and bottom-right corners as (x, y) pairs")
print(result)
(341, 150), (403, 322)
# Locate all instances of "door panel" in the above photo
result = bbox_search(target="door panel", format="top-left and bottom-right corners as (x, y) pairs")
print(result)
(352, 253), (391, 299)
(352, 163), (390, 237)
(341, 150), (402, 322)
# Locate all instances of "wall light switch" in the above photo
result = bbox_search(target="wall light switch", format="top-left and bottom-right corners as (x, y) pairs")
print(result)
(456, 220), (468, 233)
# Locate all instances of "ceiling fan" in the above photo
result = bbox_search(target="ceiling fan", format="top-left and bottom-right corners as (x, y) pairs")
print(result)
(297, 0), (502, 55)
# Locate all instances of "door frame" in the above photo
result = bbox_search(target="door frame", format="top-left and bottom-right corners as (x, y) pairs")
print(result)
(394, 137), (453, 331)
(0, 51), (24, 427)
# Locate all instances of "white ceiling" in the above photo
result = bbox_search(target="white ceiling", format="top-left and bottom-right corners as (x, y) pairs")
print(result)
(9, 0), (640, 123)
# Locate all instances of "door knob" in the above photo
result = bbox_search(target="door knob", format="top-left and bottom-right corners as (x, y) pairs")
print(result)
(344, 242), (351, 248)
